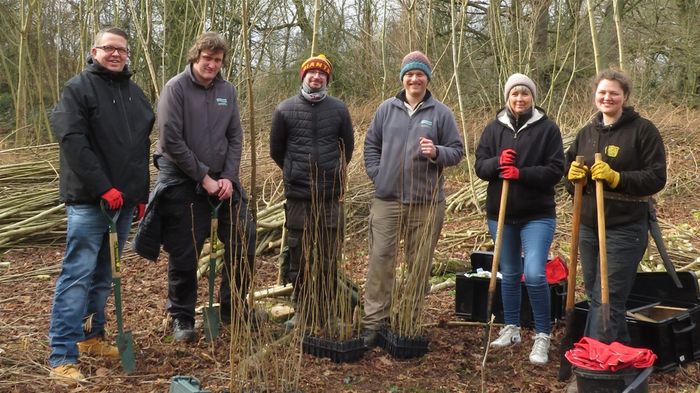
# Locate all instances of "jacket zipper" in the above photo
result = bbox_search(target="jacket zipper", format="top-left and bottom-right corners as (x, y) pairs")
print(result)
(116, 83), (134, 144)
(312, 102), (319, 165)
(402, 103), (420, 201)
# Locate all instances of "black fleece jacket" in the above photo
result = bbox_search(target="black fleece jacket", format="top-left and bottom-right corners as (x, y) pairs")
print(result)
(565, 107), (667, 228)
(475, 106), (565, 224)
(51, 56), (154, 204)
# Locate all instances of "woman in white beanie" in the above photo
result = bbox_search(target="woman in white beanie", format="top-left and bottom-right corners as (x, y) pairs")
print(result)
(475, 73), (565, 365)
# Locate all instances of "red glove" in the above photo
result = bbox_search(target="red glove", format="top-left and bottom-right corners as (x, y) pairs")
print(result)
(499, 148), (517, 167)
(136, 203), (146, 221)
(500, 166), (520, 180)
(101, 188), (123, 210)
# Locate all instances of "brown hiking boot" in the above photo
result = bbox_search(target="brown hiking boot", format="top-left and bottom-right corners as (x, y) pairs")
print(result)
(77, 336), (119, 358)
(50, 364), (86, 384)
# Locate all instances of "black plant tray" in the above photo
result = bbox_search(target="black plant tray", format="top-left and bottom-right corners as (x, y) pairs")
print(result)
(378, 326), (429, 359)
(302, 335), (366, 363)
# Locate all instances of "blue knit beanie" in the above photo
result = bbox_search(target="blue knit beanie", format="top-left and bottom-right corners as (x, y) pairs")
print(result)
(399, 51), (432, 81)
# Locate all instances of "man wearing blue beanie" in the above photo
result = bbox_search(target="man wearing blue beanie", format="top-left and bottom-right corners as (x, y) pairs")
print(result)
(361, 50), (464, 347)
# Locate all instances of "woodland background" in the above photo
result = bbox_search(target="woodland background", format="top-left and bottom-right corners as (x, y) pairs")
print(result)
(1, 0), (698, 146)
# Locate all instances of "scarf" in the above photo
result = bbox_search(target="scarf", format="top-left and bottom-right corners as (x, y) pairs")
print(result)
(300, 80), (328, 102)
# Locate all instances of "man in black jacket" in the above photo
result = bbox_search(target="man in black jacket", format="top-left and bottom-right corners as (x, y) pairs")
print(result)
(48, 27), (154, 383)
(269, 54), (354, 331)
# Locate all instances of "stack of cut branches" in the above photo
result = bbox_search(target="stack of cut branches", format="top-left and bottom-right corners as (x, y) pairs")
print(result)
(0, 144), (65, 249)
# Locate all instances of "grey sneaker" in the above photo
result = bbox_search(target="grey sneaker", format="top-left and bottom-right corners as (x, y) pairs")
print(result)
(489, 324), (521, 348)
(529, 332), (551, 365)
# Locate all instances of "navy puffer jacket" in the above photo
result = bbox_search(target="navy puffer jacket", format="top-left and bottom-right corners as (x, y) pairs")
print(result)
(269, 94), (354, 200)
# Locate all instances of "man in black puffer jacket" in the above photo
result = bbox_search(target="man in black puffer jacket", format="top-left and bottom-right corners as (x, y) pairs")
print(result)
(269, 54), (354, 331)
(48, 27), (154, 383)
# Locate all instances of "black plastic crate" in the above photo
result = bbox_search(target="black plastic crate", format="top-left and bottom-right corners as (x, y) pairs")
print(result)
(455, 251), (566, 326)
(302, 335), (366, 363)
(571, 271), (700, 373)
(378, 326), (429, 359)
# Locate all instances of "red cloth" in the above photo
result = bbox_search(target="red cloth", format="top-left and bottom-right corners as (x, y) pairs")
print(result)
(545, 256), (568, 283)
(521, 256), (568, 283)
(565, 337), (657, 372)
(136, 203), (146, 221)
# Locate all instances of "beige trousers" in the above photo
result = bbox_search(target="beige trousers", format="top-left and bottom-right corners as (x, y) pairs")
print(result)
(362, 198), (445, 330)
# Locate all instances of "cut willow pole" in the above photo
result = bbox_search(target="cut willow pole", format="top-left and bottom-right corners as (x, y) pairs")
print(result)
(406, 0), (417, 50)
(556, 18), (580, 124)
(449, 0), (481, 214)
(310, 0), (320, 55)
(126, 0), (160, 100)
(15, 0), (36, 142)
(381, 0), (388, 100)
(241, 0), (257, 221)
(423, 0), (432, 52)
(586, 0), (601, 74)
(487, 1), (510, 89)
(612, 0), (624, 71)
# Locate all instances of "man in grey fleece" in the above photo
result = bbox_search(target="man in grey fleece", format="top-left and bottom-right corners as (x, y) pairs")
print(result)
(361, 51), (464, 346)
(154, 32), (256, 342)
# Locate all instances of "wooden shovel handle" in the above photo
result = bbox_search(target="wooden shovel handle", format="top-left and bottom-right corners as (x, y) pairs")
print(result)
(488, 179), (509, 295)
(595, 153), (609, 308)
(565, 156), (585, 311)
(483, 179), (509, 347)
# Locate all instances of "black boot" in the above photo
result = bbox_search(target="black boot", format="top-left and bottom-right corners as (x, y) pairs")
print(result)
(361, 329), (379, 348)
(172, 317), (196, 343)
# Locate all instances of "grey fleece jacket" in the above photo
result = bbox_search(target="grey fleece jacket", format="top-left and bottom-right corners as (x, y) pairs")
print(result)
(156, 64), (243, 182)
(364, 92), (464, 203)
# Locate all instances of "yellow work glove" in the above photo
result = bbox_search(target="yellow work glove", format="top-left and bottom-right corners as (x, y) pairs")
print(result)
(567, 161), (589, 182)
(591, 161), (620, 189)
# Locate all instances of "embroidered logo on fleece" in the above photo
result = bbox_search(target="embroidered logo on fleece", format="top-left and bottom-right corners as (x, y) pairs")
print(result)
(420, 119), (433, 128)
(605, 145), (620, 158)
(216, 98), (228, 106)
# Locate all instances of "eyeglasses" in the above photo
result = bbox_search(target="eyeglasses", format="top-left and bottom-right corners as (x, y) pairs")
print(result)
(306, 70), (327, 78)
(95, 45), (129, 56)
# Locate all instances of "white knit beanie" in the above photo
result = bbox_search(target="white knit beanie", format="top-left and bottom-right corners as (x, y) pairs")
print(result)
(503, 73), (537, 103)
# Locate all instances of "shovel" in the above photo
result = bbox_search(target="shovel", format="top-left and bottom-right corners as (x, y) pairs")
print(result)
(558, 155), (585, 381)
(203, 197), (223, 341)
(594, 153), (611, 334)
(482, 179), (509, 348)
(101, 202), (136, 374)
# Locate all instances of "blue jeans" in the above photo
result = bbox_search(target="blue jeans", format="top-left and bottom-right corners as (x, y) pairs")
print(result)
(488, 217), (556, 334)
(579, 219), (648, 344)
(49, 203), (133, 367)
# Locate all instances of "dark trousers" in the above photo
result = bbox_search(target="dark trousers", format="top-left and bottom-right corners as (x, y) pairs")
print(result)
(161, 181), (256, 323)
(579, 218), (648, 343)
(284, 198), (342, 324)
